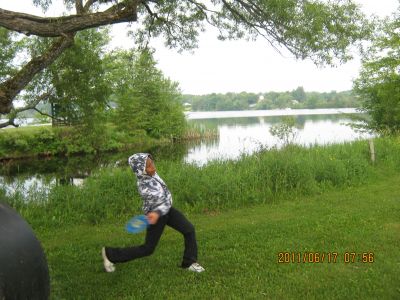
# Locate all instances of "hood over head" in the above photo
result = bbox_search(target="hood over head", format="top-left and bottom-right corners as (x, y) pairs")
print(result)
(128, 153), (153, 177)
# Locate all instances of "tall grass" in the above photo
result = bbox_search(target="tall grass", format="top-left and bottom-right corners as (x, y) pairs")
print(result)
(4, 137), (400, 228)
(180, 123), (219, 140)
(40, 175), (400, 299)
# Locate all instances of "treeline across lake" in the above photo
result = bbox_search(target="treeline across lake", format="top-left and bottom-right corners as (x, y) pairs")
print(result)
(182, 87), (359, 111)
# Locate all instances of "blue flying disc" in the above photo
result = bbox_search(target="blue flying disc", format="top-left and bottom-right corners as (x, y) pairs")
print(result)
(125, 215), (149, 234)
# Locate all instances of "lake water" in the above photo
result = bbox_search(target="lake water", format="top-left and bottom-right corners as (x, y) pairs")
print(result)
(185, 108), (371, 164)
(1, 108), (373, 197)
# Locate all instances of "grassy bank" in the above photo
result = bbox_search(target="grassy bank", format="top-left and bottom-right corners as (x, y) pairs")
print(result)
(35, 172), (400, 299)
(4, 137), (400, 229)
(0, 124), (218, 160)
(0, 126), (157, 159)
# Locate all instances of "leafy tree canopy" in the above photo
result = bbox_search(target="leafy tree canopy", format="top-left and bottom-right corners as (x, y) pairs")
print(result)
(353, 9), (400, 135)
(0, 27), (111, 128)
(0, 0), (372, 115)
(109, 48), (186, 139)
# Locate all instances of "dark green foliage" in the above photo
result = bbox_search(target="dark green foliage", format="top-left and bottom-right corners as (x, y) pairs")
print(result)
(6, 28), (114, 150)
(0, 127), (60, 157)
(0, 126), (131, 157)
(0, 28), (19, 79)
(354, 12), (400, 134)
(110, 49), (186, 139)
(46, 29), (111, 128)
(1, 41), (188, 157)
(0, 121), (198, 159)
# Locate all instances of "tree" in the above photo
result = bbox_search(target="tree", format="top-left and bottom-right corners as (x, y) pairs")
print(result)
(50, 29), (111, 126)
(110, 49), (186, 139)
(353, 11), (400, 134)
(275, 93), (292, 109)
(0, 0), (371, 115)
(305, 94), (320, 109)
(0, 27), (111, 129)
(291, 86), (306, 102)
(269, 116), (298, 146)
(0, 28), (33, 127)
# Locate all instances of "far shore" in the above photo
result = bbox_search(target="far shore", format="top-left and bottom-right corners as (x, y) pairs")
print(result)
(185, 107), (360, 119)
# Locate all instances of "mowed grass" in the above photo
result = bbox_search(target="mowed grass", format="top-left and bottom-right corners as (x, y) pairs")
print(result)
(36, 173), (400, 299)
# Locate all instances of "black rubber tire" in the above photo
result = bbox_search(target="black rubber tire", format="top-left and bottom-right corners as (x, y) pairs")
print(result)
(0, 203), (50, 300)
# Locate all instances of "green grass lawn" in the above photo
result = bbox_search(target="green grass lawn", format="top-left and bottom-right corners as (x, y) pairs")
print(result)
(37, 173), (400, 299)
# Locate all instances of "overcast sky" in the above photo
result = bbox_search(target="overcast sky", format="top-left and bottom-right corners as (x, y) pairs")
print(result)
(1, 0), (399, 94)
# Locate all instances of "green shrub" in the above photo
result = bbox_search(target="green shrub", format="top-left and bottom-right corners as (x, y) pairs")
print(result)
(0, 125), (162, 158)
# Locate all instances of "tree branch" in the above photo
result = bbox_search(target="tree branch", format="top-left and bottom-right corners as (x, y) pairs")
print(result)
(83, 0), (118, 11)
(0, 34), (75, 114)
(220, 0), (296, 55)
(84, 0), (98, 11)
(76, 0), (84, 14)
(16, 91), (53, 114)
(0, 1), (139, 37)
(185, 0), (218, 26)
(32, 107), (57, 121)
(0, 91), (52, 128)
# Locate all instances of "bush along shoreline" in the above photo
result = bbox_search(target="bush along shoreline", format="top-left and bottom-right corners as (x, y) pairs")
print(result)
(4, 136), (400, 229)
(0, 124), (219, 161)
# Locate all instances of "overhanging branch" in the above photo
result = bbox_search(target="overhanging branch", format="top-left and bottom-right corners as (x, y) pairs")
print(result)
(0, 91), (52, 128)
(0, 34), (75, 114)
(0, 1), (139, 37)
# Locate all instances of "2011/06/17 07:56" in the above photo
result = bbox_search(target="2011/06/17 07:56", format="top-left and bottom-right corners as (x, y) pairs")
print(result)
(277, 252), (375, 264)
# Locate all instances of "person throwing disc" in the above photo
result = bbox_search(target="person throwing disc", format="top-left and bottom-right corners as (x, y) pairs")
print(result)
(102, 153), (205, 273)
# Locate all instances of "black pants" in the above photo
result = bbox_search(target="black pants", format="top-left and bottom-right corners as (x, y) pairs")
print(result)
(106, 207), (197, 268)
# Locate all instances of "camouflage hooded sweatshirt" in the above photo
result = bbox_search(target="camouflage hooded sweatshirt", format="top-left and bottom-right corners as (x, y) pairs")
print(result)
(128, 153), (172, 216)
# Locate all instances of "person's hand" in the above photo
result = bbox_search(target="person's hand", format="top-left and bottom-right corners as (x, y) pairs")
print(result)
(146, 212), (160, 225)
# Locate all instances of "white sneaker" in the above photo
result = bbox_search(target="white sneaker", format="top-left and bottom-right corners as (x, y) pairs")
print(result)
(187, 262), (205, 273)
(101, 247), (115, 273)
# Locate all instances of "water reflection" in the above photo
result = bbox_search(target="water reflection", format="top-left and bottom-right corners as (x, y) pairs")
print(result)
(0, 143), (191, 197)
(185, 114), (372, 164)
